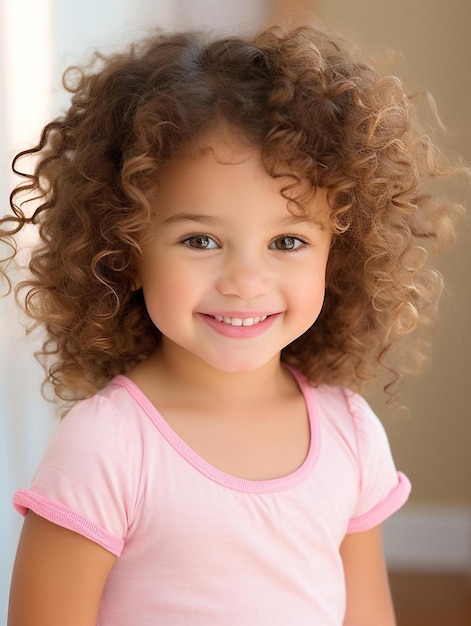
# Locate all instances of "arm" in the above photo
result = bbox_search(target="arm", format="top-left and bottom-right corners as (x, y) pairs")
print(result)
(340, 524), (396, 626)
(8, 511), (116, 626)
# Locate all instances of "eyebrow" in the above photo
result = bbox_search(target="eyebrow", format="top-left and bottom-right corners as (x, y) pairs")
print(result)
(162, 213), (221, 226)
(279, 214), (326, 231)
(161, 212), (326, 230)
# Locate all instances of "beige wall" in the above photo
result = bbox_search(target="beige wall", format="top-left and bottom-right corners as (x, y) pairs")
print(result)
(269, 0), (471, 507)
(320, 0), (471, 508)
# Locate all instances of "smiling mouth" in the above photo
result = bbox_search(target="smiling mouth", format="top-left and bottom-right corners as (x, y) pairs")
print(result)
(211, 315), (269, 327)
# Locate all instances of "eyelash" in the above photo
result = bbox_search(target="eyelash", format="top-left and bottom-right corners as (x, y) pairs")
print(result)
(180, 234), (219, 250)
(268, 235), (308, 251)
(180, 234), (309, 251)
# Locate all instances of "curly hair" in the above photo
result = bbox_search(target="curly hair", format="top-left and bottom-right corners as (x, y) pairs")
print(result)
(0, 23), (465, 404)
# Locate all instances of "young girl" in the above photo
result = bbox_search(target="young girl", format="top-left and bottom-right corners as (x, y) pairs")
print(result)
(2, 23), (464, 626)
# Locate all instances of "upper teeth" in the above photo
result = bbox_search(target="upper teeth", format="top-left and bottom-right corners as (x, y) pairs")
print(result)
(213, 315), (268, 327)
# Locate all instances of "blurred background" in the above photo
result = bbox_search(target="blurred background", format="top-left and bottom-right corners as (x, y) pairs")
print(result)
(1, 1), (470, 623)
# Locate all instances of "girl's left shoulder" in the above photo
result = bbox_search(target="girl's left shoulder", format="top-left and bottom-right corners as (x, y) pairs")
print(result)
(307, 381), (386, 440)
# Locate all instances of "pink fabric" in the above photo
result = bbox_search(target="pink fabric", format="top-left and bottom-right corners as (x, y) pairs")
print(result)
(13, 368), (410, 625)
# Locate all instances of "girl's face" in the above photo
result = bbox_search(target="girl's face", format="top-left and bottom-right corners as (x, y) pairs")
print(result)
(136, 131), (332, 375)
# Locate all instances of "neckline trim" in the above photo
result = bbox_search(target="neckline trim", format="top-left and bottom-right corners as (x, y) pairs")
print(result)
(111, 366), (320, 494)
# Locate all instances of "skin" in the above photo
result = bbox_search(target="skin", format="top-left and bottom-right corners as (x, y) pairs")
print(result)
(8, 512), (116, 626)
(8, 129), (396, 625)
(340, 525), (396, 626)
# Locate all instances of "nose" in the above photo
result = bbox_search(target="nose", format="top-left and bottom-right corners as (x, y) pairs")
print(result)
(216, 251), (272, 300)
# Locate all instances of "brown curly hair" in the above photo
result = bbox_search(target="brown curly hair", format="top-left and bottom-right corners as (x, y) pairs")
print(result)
(0, 23), (465, 404)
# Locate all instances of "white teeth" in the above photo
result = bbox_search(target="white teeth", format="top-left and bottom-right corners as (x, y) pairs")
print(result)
(213, 315), (268, 327)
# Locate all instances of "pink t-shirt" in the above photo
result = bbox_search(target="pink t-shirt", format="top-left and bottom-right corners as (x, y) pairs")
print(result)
(14, 368), (410, 625)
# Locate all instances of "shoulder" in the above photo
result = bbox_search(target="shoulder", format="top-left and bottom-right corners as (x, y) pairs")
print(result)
(289, 366), (386, 445)
(309, 382), (400, 487)
(15, 377), (152, 548)
(60, 376), (147, 439)
(310, 383), (387, 444)
(293, 370), (411, 528)
(36, 376), (153, 490)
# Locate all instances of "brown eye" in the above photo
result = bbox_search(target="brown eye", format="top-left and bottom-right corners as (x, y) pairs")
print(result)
(182, 235), (218, 249)
(269, 236), (304, 251)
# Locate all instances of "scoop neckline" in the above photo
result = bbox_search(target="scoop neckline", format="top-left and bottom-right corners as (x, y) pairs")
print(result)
(111, 366), (320, 494)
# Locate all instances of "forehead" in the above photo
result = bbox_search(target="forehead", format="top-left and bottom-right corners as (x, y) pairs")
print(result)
(152, 127), (331, 227)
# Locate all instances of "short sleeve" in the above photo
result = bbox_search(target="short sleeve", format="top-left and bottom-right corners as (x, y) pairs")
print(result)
(13, 389), (143, 556)
(344, 390), (411, 533)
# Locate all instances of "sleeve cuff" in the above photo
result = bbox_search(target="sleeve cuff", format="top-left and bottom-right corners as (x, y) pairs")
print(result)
(347, 471), (411, 534)
(13, 490), (125, 556)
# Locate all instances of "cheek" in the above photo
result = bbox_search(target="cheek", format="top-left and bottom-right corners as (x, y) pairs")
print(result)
(293, 261), (327, 291)
(141, 254), (192, 293)
(291, 266), (327, 315)
(140, 260), (200, 319)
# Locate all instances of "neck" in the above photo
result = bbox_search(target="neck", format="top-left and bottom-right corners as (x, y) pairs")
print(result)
(144, 341), (293, 405)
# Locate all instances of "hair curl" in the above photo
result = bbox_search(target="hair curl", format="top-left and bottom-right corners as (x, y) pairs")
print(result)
(0, 23), (466, 404)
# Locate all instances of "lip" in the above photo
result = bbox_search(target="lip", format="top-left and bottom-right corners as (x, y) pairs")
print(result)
(201, 311), (274, 318)
(198, 312), (280, 338)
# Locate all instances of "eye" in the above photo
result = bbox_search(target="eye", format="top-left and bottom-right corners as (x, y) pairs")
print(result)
(268, 236), (306, 251)
(181, 234), (219, 249)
